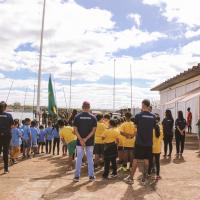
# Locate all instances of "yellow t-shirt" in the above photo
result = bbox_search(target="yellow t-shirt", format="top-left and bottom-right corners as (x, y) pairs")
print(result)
(95, 122), (106, 144)
(120, 121), (136, 148)
(59, 126), (77, 144)
(152, 125), (163, 154)
(102, 128), (120, 144)
(103, 120), (110, 128)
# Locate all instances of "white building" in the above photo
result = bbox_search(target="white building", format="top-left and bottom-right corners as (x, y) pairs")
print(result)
(152, 64), (200, 133)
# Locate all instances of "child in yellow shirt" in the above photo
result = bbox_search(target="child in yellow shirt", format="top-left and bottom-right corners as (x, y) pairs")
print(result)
(120, 112), (136, 171)
(58, 119), (77, 171)
(148, 114), (163, 180)
(102, 119), (119, 179)
(94, 113), (106, 168)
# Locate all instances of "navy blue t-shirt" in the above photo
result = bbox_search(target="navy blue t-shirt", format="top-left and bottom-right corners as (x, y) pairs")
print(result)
(0, 112), (14, 136)
(135, 111), (156, 147)
(73, 112), (97, 146)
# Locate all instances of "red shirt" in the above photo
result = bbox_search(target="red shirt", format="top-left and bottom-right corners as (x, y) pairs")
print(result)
(187, 112), (192, 125)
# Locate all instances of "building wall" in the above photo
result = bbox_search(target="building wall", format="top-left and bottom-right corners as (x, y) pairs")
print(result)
(160, 76), (200, 133)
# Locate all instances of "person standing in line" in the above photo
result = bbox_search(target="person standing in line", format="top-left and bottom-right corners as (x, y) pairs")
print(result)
(187, 107), (192, 134)
(162, 109), (174, 158)
(10, 119), (22, 164)
(44, 121), (53, 154)
(124, 99), (157, 185)
(175, 111), (187, 158)
(52, 123), (60, 155)
(94, 113), (106, 168)
(73, 101), (97, 182)
(38, 125), (46, 154)
(30, 121), (39, 157)
(0, 101), (14, 174)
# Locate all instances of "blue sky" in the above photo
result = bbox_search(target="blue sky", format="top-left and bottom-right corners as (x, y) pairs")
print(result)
(0, 0), (200, 109)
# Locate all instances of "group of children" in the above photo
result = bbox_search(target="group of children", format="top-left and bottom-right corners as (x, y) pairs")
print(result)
(94, 112), (163, 180)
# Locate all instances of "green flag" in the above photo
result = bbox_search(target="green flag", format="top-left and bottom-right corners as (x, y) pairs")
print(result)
(48, 75), (57, 115)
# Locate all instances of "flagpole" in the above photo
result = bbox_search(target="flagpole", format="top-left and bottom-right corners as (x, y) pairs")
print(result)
(63, 87), (68, 108)
(69, 62), (73, 111)
(130, 64), (133, 114)
(6, 80), (14, 103)
(113, 59), (116, 112)
(21, 88), (28, 121)
(36, 0), (46, 122)
(33, 84), (36, 120)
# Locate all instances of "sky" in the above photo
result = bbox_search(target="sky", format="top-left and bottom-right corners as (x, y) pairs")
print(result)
(0, 0), (200, 110)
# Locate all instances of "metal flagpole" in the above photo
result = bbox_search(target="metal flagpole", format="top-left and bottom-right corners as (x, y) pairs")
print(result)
(6, 80), (14, 103)
(63, 88), (68, 109)
(21, 88), (28, 121)
(130, 64), (133, 114)
(69, 62), (73, 111)
(113, 59), (116, 112)
(33, 84), (36, 120)
(36, 0), (46, 122)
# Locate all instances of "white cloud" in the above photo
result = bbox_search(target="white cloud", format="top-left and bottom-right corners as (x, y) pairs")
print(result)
(127, 13), (141, 27)
(185, 29), (200, 38)
(142, 0), (200, 27)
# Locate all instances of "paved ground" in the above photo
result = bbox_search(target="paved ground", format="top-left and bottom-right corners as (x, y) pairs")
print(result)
(0, 148), (200, 200)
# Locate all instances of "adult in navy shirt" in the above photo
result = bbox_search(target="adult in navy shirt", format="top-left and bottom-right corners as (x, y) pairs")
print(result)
(73, 101), (97, 182)
(125, 99), (156, 184)
(0, 101), (14, 173)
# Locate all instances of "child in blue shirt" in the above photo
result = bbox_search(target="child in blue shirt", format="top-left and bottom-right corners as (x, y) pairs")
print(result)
(22, 118), (32, 158)
(44, 121), (53, 154)
(52, 123), (60, 155)
(30, 121), (39, 157)
(10, 119), (22, 164)
(38, 125), (46, 154)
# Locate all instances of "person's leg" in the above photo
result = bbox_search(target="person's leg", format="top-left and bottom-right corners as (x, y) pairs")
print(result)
(75, 146), (84, 178)
(46, 140), (48, 154)
(169, 136), (173, 156)
(155, 154), (160, 177)
(53, 139), (56, 155)
(180, 135), (185, 154)
(57, 138), (60, 155)
(111, 157), (117, 175)
(148, 154), (153, 175)
(86, 146), (95, 177)
(143, 159), (149, 180)
(3, 136), (11, 172)
(175, 133), (180, 154)
(130, 159), (138, 179)
(163, 139), (168, 156)
(123, 150), (128, 169)
(103, 158), (110, 178)
(49, 140), (52, 154)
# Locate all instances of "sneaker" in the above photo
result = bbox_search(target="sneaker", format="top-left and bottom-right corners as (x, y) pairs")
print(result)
(73, 177), (80, 182)
(122, 166), (127, 172)
(110, 174), (118, 178)
(124, 175), (134, 184)
(89, 176), (96, 182)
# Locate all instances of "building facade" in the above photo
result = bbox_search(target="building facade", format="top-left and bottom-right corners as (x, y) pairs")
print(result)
(152, 64), (200, 133)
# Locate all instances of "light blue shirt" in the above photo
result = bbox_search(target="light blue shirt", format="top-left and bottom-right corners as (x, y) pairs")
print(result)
(11, 128), (22, 146)
(30, 127), (39, 145)
(52, 128), (60, 139)
(44, 127), (54, 141)
(22, 125), (31, 141)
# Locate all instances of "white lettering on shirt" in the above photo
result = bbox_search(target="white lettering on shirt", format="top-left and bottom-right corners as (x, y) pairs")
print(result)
(142, 115), (154, 119)
(80, 117), (92, 120)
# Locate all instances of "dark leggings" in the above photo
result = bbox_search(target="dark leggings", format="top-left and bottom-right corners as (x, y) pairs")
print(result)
(175, 133), (185, 154)
(148, 153), (160, 176)
(46, 140), (52, 154)
(164, 135), (173, 156)
(103, 157), (117, 177)
(53, 138), (60, 155)
(188, 125), (192, 133)
(0, 135), (11, 171)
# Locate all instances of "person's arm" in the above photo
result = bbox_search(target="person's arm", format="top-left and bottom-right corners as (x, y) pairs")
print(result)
(83, 127), (97, 143)
(74, 127), (85, 146)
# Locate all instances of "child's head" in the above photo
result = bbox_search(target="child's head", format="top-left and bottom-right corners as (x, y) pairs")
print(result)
(57, 119), (65, 128)
(13, 119), (20, 127)
(109, 119), (117, 128)
(48, 121), (52, 127)
(104, 113), (111, 122)
(125, 112), (132, 121)
(24, 118), (31, 125)
(96, 113), (103, 122)
(155, 113), (160, 123)
(31, 120), (37, 127)
(39, 125), (44, 130)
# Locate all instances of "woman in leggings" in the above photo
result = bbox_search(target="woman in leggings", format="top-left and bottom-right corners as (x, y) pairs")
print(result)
(162, 110), (174, 157)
